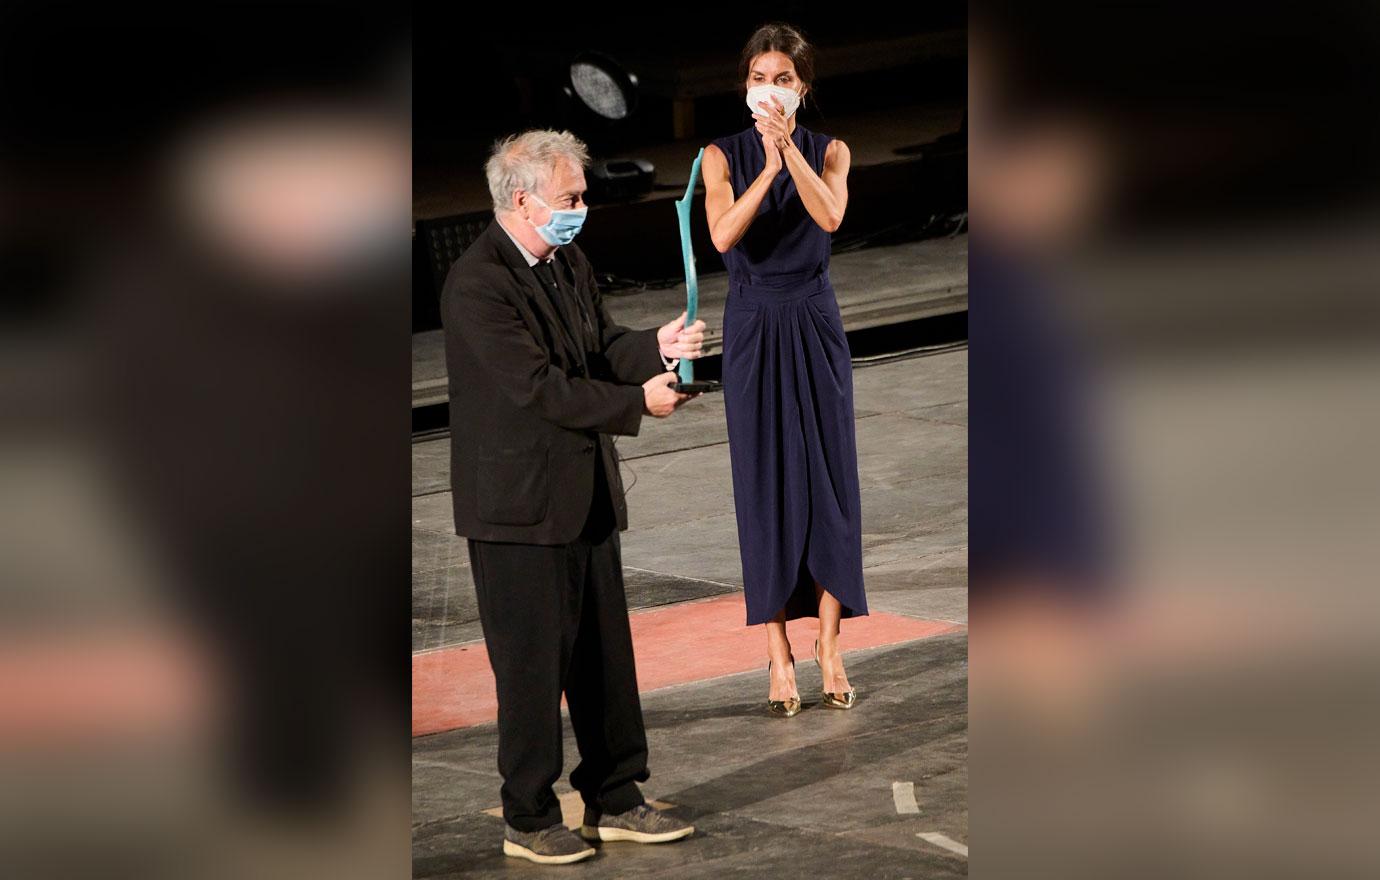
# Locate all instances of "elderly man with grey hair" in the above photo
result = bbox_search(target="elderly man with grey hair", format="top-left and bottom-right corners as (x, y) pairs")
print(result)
(440, 129), (703, 865)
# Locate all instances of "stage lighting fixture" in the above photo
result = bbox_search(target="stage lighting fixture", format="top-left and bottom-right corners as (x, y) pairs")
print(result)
(566, 51), (639, 121)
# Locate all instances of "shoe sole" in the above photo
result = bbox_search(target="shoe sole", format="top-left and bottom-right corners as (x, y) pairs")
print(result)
(579, 824), (695, 844)
(502, 839), (597, 864)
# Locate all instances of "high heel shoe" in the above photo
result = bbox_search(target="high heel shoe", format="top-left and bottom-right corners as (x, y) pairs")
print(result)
(814, 639), (857, 709)
(766, 657), (801, 717)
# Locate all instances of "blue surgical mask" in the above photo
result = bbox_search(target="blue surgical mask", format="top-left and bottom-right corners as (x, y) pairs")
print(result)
(527, 192), (588, 246)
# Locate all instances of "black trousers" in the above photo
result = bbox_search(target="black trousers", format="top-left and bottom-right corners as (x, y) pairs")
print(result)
(466, 453), (649, 831)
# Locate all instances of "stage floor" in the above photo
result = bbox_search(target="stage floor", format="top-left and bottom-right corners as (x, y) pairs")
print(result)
(412, 233), (967, 408)
(411, 349), (968, 875)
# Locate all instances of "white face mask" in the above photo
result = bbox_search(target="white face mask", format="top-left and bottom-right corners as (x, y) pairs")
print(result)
(746, 83), (802, 119)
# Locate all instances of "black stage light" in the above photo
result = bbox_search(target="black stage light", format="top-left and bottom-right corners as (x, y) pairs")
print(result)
(562, 51), (654, 205)
(566, 51), (640, 121)
(586, 158), (655, 204)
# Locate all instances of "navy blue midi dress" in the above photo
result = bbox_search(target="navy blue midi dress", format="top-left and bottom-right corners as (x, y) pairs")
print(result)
(711, 122), (869, 626)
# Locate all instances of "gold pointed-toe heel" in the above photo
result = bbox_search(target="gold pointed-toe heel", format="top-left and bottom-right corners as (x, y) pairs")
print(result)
(821, 689), (857, 710)
(814, 639), (857, 710)
(766, 658), (801, 717)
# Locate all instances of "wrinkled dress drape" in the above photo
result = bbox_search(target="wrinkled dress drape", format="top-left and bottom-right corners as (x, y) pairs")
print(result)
(712, 123), (868, 626)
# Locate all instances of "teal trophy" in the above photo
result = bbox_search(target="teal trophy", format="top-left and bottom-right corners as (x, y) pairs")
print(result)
(671, 147), (723, 394)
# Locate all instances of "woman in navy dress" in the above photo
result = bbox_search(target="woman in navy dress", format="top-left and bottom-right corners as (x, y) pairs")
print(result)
(704, 23), (866, 716)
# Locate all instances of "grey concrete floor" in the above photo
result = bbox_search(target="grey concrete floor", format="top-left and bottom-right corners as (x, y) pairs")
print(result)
(413, 234), (967, 407)
(413, 347), (967, 875)
(412, 350), (968, 653)
(413, 634), (968, 879)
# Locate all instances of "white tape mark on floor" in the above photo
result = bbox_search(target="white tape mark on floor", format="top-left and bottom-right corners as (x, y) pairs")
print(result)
(892, 780), (920, 814)
(917, 832), (968, 858)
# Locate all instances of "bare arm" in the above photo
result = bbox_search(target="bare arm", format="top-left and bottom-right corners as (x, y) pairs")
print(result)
(704, 140), (781, 254)
(782, 137), (850, 233)
(751, 93), (850, 233)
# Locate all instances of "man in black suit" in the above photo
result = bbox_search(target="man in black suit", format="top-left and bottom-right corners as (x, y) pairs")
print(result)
(441, 130), (705, 865)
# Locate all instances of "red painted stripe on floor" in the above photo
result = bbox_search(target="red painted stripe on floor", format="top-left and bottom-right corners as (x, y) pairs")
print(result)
(413, 594), (962, 736)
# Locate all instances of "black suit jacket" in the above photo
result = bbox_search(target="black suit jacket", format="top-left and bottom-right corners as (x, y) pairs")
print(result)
(441, 218), (665, 544)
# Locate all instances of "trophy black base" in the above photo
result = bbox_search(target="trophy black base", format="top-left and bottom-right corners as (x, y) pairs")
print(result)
(672, 380), (724, 394)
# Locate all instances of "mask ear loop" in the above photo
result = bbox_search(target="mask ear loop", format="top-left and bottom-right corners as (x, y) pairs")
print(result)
(521, 190), (542, 229)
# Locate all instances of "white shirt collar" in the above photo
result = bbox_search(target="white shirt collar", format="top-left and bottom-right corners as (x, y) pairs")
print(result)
(496, 215), (556, 267)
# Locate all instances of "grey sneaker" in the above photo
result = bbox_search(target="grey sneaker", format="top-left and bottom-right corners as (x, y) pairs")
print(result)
(503, 823), (596, 865)
(580, 803), (695, 844)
